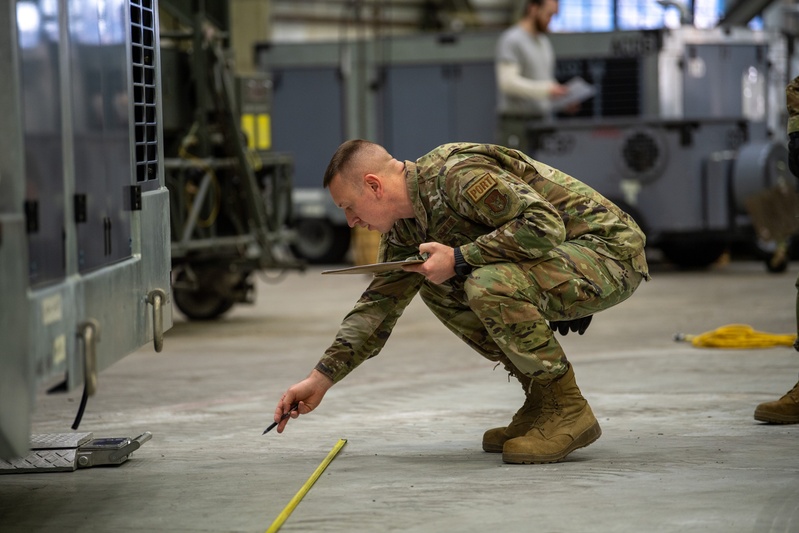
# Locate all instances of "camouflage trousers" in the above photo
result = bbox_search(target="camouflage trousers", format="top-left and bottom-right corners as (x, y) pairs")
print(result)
(419, 242), (646, 381)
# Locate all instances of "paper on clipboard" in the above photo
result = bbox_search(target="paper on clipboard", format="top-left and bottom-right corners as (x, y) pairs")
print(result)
(551, 77), (596, 111)
(321, 258), (425, 275)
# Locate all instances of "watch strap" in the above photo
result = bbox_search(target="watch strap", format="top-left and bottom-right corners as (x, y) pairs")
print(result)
(453, 247), (472, 276)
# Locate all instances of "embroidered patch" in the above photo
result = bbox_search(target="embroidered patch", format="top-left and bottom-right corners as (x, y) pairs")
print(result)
(465, 174), (497, 203)
(439, 216), (457, 236)
(484, 189), (508, 214)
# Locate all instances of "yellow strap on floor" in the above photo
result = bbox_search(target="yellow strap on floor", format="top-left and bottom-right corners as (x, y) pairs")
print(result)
(266, 438), (347, 533)
(676, 324), (797, 349)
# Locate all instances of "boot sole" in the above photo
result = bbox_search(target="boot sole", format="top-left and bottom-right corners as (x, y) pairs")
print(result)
(502, 421), (602, 464)
(754, 409), (799, 424)
(482, 442), (504, 453)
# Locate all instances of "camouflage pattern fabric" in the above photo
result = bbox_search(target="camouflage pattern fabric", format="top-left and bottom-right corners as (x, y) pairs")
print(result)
(787, 76), (799, 135)
(316, 143), (649, 383)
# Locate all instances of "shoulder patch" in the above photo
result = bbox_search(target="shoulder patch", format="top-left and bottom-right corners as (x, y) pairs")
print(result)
(465, 174), (497, 203)
(484, 189), (508, 214)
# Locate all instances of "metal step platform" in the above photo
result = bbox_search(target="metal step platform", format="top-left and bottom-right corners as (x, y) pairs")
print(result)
(0, 432), (152, 474)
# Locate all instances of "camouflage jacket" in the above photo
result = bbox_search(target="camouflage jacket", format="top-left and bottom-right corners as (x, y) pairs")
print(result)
(315, 143), (649, 383)
(788, 76), (799, 135)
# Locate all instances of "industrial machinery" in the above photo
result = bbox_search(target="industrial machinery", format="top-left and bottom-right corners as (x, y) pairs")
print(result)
(523, 27), (797, 271)
(1, 0), (171, 461)
(159, 1), (303, 319)
(258, 24), (797, 271)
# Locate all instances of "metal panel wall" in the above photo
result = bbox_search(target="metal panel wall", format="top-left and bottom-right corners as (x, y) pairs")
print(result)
(0, 0), (172, 461)
(380, 64), (453, 160)
(270, 67), (344, 189)
(380, 62), (497, 161)
(18, 0), (67, 287)
(682, 43), (767, 119)
(0, 0), (34, 459)
(69, 0), (133, 273)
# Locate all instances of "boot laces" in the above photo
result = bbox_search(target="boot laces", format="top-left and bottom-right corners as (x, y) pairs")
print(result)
(783, 380), (799, 401)
(497, 361), (546, 428)
(532, 382), (561, 427)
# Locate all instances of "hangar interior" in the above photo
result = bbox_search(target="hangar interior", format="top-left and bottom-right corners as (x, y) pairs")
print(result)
(1, 1), (799, 532)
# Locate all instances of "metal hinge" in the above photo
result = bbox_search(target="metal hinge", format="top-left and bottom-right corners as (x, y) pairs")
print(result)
(74, 194), (87, 223)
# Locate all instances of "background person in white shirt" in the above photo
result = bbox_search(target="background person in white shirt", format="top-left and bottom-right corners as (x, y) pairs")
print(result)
(495, 0), (574, 151)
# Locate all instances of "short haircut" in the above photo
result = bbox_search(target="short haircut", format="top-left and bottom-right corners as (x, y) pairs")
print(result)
(323, 139), (388, 188)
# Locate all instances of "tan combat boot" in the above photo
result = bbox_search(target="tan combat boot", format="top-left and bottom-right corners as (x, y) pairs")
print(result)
(482, 367), (543, 453)
(754, 378), (799, 424)
(502, 364), (601, 464)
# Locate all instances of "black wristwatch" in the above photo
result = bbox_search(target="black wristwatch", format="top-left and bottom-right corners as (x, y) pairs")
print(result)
(453, 247), (473, 277)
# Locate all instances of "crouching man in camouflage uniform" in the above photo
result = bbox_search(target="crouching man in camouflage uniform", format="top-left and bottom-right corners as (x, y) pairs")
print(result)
(273, 140), (650, 463)
(753, 76), (799, 424)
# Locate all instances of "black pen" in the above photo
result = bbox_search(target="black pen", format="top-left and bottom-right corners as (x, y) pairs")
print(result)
(263, 403), (299, 435)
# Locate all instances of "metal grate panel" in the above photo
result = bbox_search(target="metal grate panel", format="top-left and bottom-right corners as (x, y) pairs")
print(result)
(131, 0), (158, 182)
(30, 432), (93, 450)
(0, 449), (78, 473)
(0, 433), (92, 473)
(556, 57), (641, 118)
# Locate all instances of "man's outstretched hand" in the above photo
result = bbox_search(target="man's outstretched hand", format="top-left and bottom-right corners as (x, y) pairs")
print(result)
(273, 369), (334, 433)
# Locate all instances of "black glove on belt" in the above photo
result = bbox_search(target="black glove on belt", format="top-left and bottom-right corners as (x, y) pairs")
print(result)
(789, 132), (799, 179)
(550, 315), (593, 336)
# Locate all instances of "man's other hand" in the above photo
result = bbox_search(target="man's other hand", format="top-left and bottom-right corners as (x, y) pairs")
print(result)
(550, 315), (593, 336)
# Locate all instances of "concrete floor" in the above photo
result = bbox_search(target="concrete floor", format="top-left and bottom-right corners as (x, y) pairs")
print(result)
(1, 258), (799, 532)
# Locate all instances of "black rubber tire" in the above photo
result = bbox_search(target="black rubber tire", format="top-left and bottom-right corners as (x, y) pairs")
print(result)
(173, 270), (235, 320)
(659, 237), (728, 270)
(765, 254), (789, 274)
(290, 218), (351, 264)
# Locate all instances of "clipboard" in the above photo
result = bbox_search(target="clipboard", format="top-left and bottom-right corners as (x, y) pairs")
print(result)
(321, 258), (425, 275)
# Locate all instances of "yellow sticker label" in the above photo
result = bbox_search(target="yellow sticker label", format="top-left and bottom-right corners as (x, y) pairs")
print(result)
(241, 114), (255, 149)
(257, 114), (271, 150)
(42, 294), (62, 325)
(465, 174), (497, 203)
(53, 334), (66, 366)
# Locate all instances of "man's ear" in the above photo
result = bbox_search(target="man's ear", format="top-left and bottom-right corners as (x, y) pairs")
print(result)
(364, 174), (382, 196)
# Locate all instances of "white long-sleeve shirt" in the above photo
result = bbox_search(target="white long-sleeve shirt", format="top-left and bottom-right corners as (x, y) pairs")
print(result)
(495, 25), (557, 117)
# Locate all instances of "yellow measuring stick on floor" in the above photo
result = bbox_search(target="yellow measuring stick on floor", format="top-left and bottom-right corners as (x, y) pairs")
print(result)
(266, 438), (348, 533)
